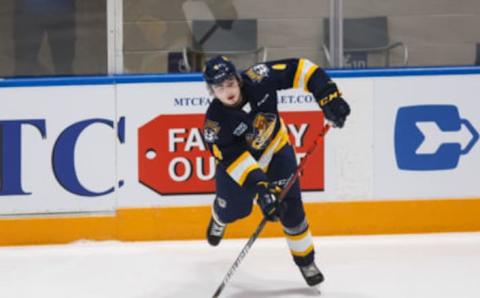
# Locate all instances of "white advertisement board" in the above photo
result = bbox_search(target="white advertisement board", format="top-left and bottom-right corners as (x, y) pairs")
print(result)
(2, 70), (478, 216)
(0, 85), (117, 215)
(373, 75), (480, 199)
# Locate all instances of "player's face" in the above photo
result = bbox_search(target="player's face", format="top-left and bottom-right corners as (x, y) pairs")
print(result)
(211, 77), (242, 107)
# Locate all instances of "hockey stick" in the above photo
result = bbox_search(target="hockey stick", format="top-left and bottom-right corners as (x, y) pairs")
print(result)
(211, 123), (331, 298)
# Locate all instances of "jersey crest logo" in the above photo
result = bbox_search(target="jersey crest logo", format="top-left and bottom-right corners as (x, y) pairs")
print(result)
(245, 64), (269, 83)
(204, 119), (220, 143)
(246, 113), (277, 150)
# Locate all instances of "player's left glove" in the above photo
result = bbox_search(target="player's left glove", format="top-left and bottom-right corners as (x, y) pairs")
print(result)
(317, 84), (351, 128)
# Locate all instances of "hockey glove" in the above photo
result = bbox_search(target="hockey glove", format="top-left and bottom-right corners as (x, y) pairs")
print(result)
(255, 182), (282, 222)
(317, 85), (351, 128)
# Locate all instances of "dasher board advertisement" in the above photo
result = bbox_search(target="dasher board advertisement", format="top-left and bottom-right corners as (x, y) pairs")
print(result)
(373, 75), (480, 200)
(0, 85), (117, 215)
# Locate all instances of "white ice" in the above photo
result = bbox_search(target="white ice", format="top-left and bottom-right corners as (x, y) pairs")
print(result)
(1, 232), (480, 298)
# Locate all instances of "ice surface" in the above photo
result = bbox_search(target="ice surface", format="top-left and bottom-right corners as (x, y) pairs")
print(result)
(0, 233), (479, 298)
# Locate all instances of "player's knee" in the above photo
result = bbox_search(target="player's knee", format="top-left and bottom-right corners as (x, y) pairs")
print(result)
(213, 195), (253, 223)
(227, 202), (254, 223)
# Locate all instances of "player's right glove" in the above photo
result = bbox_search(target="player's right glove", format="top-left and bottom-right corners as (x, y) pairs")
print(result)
(255, 181), (282, 222)
(317, 84), (351, 128)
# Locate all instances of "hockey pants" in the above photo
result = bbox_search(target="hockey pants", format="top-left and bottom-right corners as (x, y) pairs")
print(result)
(213, 144), (315, 266)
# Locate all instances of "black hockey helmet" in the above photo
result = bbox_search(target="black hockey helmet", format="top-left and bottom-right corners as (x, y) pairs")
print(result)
(203, 56), (237, 85)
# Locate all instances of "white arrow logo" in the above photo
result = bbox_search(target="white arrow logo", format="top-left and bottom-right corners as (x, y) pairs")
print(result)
(416, 121), (478, 154)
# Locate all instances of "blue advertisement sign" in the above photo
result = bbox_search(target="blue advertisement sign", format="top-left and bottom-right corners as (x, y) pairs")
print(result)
(394, 105), (478, 171)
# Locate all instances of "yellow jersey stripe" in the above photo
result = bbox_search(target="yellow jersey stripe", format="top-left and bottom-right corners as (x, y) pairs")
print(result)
(297, 59), (317, 91)
(237, 163), (260, 186)
(212, 144), (223, 160)
(227, 151), (260, 186)
(303, 64), (319, 91)
(258, 121), (289, 171)
(273, 131), (290, 154)
(227, 151), (250, 173)
(293, 59), (305, 88)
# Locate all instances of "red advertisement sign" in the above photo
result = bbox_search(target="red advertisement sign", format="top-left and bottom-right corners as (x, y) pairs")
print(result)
(138, 111), (325, 195)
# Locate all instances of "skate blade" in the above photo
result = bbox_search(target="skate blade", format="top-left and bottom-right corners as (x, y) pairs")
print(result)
(311, 284), (322, 295)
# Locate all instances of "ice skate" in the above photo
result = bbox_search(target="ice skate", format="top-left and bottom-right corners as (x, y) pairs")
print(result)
(206, 216), (226, 246)
(299, 262), (324, 287)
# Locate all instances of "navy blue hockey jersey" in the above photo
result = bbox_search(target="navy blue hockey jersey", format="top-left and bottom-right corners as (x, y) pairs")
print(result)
(203, 58), (336, 190)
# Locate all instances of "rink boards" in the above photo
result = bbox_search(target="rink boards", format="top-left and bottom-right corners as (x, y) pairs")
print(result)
(1, 67), (480, 245)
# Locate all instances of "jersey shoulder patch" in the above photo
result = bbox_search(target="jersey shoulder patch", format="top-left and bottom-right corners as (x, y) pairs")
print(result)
(203, 118), (221, 143)
(244, 63), (270, 83)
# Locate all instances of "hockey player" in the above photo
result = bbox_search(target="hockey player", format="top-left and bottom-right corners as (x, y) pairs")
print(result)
(203, 56), (350, 286)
